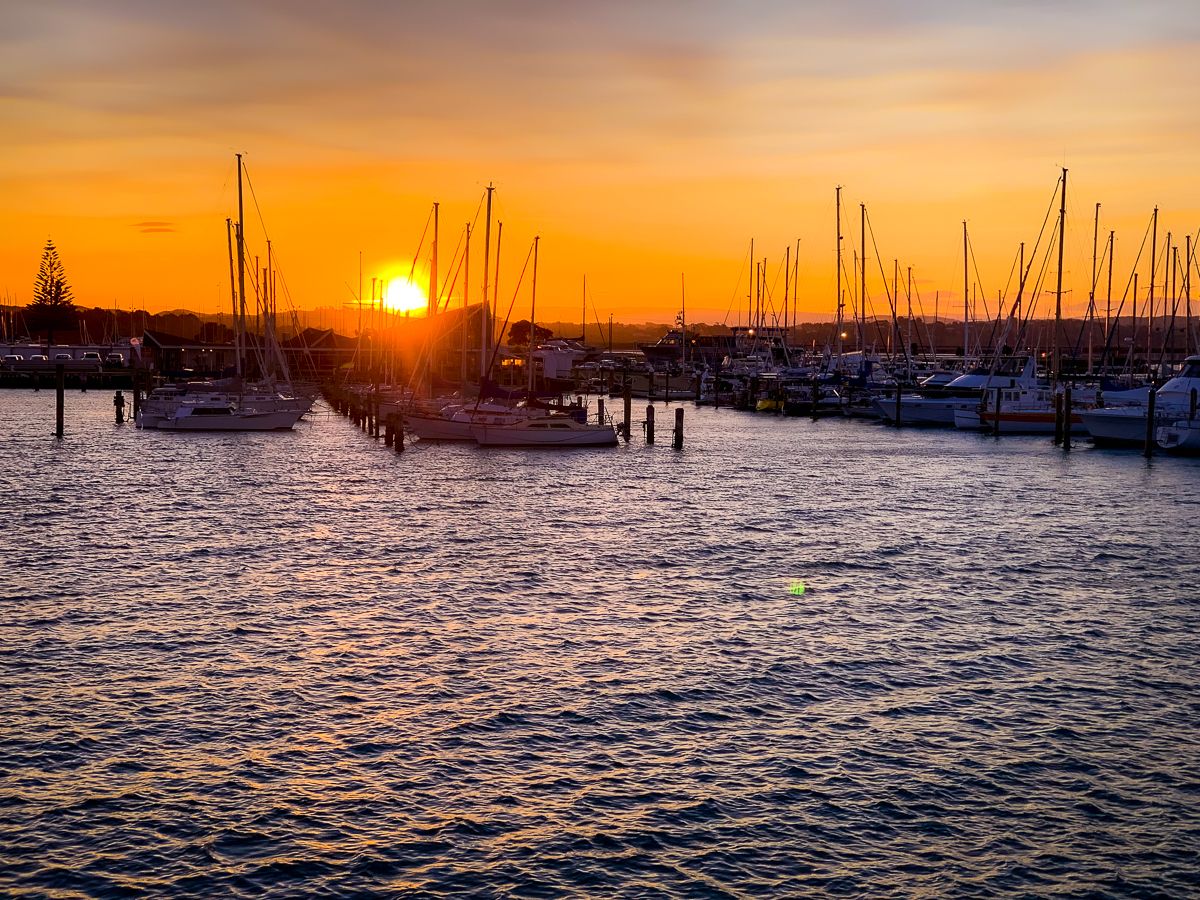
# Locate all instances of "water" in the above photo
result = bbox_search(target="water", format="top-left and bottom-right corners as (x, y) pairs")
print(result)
(3, 389), (1199, 898)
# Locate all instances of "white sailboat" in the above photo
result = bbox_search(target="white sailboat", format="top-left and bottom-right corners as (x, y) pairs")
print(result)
(137, 154), (309, 432)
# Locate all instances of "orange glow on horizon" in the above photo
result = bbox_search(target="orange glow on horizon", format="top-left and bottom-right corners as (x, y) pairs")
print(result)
(2, 5), (1198, 325)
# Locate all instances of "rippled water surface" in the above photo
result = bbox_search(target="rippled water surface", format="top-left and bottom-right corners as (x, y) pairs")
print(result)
(3, 389), (1199, 898)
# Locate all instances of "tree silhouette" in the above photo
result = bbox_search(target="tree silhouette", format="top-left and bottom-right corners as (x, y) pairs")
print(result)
(26, 239), (78, 346)
(507, 319), (553, 346)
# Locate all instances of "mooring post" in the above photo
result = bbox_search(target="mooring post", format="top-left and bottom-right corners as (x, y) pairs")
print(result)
(1053, 392), (1063, 445)
(80, 374), (88, 393)
(622, 381), (632, 442)
(992, 387), (1002, 436)
(597, 398), (605, 425)
(395, 412), (405, 452)
(694, 374), (702, 405)
(673, 407), (684, 450)
(384, 413), (394, 447)
(664, 371), (671, 406)
(114, 390), (126, 425)
(55, 364), (65, 438)
(645, 405), (655, 444)
(1063, 384), (1072, 450)
(131, 370), (141, 422)
(894, 383), (902, 426)
(1144, 385), (1157, 458)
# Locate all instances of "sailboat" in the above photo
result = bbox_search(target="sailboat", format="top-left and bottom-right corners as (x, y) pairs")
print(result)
(137, 154), (308, 432)
(472, 235), (617, 448)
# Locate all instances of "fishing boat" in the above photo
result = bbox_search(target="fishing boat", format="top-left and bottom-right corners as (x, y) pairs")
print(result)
(952, 385), (1088, 434)
(471, 415), (618, 447)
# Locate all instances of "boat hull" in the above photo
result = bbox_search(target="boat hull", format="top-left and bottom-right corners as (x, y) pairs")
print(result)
(152, 410), (302, 431)
(875, 396), (979, 426)
(1080, 408), (1150, 445)
(954, 408), (1087, 434)
(1156, 419), (1200, 453)
(471, 423), (618, 447)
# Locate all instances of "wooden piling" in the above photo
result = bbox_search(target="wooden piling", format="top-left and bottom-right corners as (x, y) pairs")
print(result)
(1062, 384), (1072, 450)
(114, 390), (126, 425)
(597, 398), (605, 425)
(993, 387), (1002, 436)
(622, 381), (632, 442)
(673, 407), (684, 449)
(894, 383), (902, 426)
(1053, 392), (1063, 445)
(384, 413), (395, 447)
(645, 405), (655, 444)
(1144, 385), (1157, 458)
(395, 412), (405, 452)
(55, 364), (65, 438)
(694, 374), (702, 405)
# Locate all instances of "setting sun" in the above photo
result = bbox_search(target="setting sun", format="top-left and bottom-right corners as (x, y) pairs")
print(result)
(384, 277), (427, 316)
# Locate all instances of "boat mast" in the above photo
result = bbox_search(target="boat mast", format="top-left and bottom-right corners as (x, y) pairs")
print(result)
(1106, 230), (1114, 343)
(426, 202), (439, 397)
(1149, 206), (1157, 371)
(783, 244), (790, 339)
(962, 220), (968, 362)
(480, 184), (494, 380)
(906, 266), (913, 366)
(1090, 203), (1100, 376)
(236, 153), (248, 380)
(429, 202), (439, 316)
(527, 236), (539, 394)
(1053, 167), (1067, 386)
(1187, 235), (1193, 357)
(891, 258), (899, 362)
(461, 223), (470, 386)
(581, 274), (587, 345)
(680, 272), (687, 367)
(793, 238), (801, 347)
(226, 218), (241, 378)
(835, 186), (843, 360)
(860, 203), (867, 354)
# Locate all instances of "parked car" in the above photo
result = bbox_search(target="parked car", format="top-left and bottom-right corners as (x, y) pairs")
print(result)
(54, 352), (73, 361)
(81, 351), (102, 361)
(3, 354), (23, 364)
(29, 354), (49, 362)
(104, 352), (125, 366)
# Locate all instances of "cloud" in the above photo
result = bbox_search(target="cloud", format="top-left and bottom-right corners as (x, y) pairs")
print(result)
(133, 221), (176, 233)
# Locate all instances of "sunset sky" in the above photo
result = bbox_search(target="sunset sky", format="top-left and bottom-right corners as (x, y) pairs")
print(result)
(3, 1), (1199, 326)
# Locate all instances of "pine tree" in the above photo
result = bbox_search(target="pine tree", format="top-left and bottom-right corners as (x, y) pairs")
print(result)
(26, 238), (78, 346)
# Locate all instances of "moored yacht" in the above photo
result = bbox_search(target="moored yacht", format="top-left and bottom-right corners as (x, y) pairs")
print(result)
(1081, 355), (1200, 445)
(876, 357), (1039, 426)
